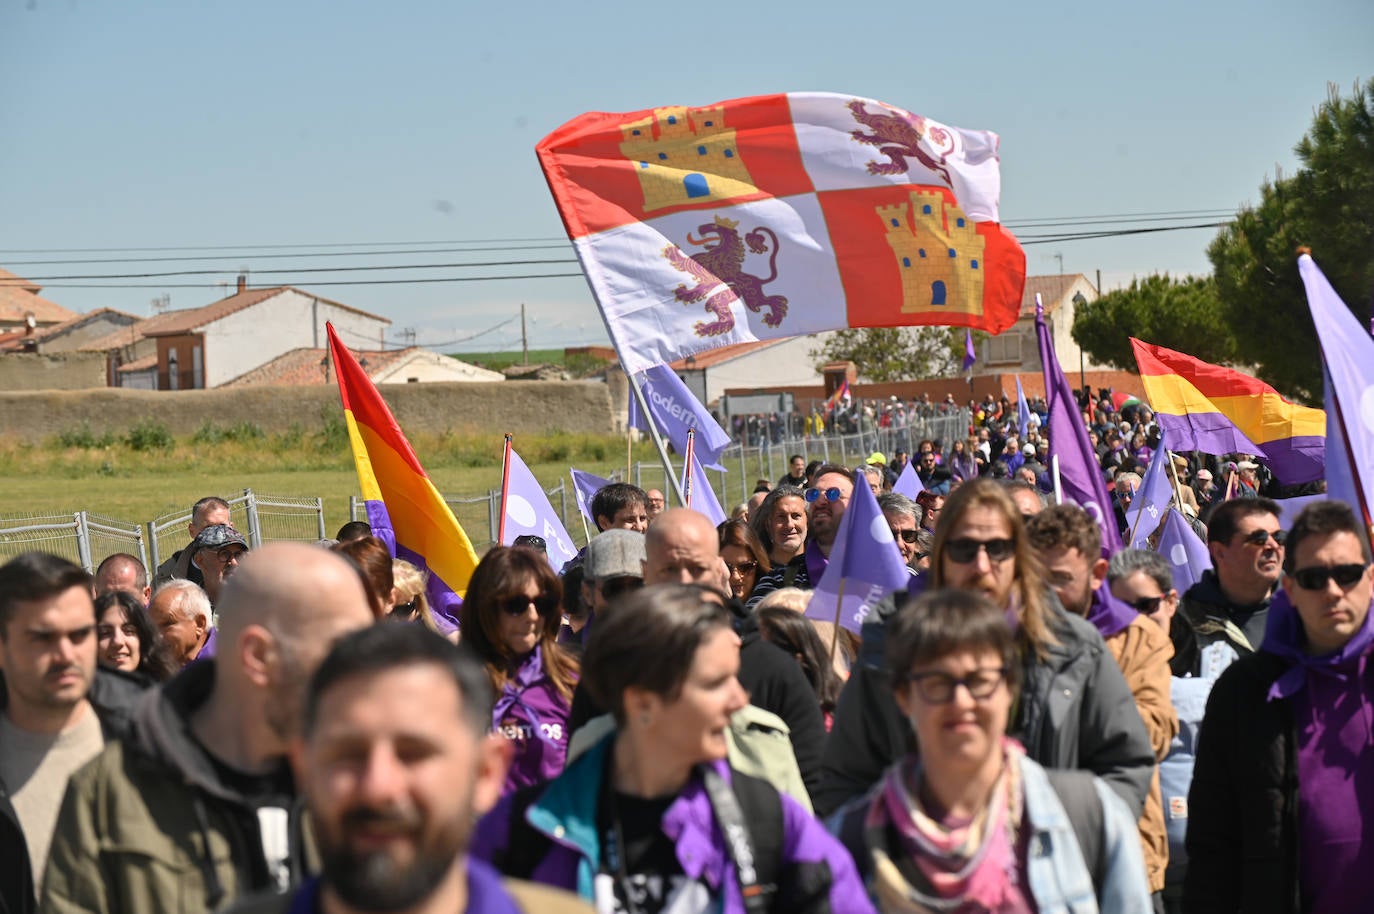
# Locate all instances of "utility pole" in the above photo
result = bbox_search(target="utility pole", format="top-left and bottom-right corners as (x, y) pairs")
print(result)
(521, 303), (528, 365)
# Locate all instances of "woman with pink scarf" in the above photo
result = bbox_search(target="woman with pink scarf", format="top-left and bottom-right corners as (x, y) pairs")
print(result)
(836, 588), (1152, 913)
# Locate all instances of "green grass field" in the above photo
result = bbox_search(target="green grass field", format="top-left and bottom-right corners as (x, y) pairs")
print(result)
(448, 348), (566, 370)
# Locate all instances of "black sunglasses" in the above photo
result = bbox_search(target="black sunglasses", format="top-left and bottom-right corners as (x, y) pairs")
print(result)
(889, 528), (919, 544)
(512, 535), (548, 553)
(944, 537), (1016, 564)
(389, 598), (418, 618)
(497, 593), (560, 617)
(1291, 564), (1367, 591)
(1128, 595), (1164, 614)
(804, 487), (843, 503)
(1239, 529), (1287, 548)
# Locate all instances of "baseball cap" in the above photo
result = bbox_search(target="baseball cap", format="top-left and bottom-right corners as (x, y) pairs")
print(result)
(866, 452), (887, 465)
(193, 524), (248, 552)
(1237, 460), (1260, 471)
(584, 529), (646, 581)
(1196, 469), (1214, 481)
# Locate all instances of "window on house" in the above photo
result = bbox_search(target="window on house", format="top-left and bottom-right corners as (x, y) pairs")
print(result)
(985, 334), (1023, 365)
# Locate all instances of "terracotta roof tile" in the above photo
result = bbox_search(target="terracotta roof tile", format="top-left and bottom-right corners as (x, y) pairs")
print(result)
(115, 354), (158, 373)
(143, 286), (390, 337)
(1019, 274), (1092, 316)
(34, 307), (141, 339)
(221, 346), (416, 388)
(0, 268), (79, 324)
(666, 340), (787, 370)
(77, 309), (184, 352)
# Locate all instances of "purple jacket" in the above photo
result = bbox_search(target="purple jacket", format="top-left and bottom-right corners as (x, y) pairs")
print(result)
(493, 647), (574, 796)
(472, 735), (874, 914)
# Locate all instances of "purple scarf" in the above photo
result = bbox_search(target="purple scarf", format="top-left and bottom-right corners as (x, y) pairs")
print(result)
(1260, 588), (1374, 701)
(492, 646), (558, 743)
(805, 539), (829, 586)
(1087, 583), (1137, 639)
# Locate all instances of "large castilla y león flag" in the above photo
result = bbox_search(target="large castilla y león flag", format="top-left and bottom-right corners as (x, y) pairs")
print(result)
(327, 323), (479, 623)
(538, 92), (1026, 374)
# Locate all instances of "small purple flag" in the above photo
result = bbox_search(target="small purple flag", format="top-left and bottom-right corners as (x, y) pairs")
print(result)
(1037, 296), (1122, 551)
(570, 468), (612, 525)
(680, 450), (728, 526)
(1300, 254), (1374, 524)
(962, 328), (977, 372)
(1125, 430), (1176, 549)
(628, 365), (732, 470)
(1155, 508), (1212, 596)
(1015, 374), (1031, 441)
(891, 459), (924, 499)
(1276, 493), (1327, 531)
(502, 449), (579, 569)
(807, 477), (911, 634)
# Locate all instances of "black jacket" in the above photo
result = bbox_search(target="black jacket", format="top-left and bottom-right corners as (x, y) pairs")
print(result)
(813, 588), (1156, 818)
(1177, 570), (1272, 671)
(0, 667), (144, 914)
(1183, 650), (1299, 914)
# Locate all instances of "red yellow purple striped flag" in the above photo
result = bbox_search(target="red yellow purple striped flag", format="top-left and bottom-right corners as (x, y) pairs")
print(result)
(1130, 338), (1325, 484)
(327, 323), (478, 624)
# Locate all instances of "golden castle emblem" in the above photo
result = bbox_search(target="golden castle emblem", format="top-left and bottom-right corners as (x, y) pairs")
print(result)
(876, 191), (985, 316)
(619, 106), (758, 212)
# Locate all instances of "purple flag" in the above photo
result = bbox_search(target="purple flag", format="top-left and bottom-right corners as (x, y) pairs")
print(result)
(891, 459), (924, 499)
(1276, 493), (1327, 531)
(962, 328), (977, 372)
(1036, 296), (1122, 551)
(628, 365), (732, 470)
(680, 451), (727, 526)
(1125, 430), (1176, 549)
(807, 477), (911, 634)
(1015, 374), (1031, 441)
(1300, 254), (1374, 524)
(1155, 508), (1212, 596)
(570, 468), (612, 525)
(502, 449), (579, 569)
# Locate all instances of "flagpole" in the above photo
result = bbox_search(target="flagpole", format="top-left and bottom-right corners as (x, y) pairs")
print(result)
(628, 369), (687, 506)
(828, 578), (847, 666)
(684, 430), (696, 509)
(498, 433), (513, 545)
(1164, 450), (1187, 513)
(1051, 455), (1063, 505)
(626, 428), (633, 482)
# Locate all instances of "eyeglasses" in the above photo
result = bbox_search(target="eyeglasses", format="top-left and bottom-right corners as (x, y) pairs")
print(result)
(597, 576), (642, 600)
(726, 560), (758, 576)
(1128, 595), (1164, 614)
(512, 535), (547, 552)
(496, 593), (559, 617)
(1291, 564), (1368, 591)
(889, 528), (919, 544)
(1239, 529), (1286, 548)
(804, 487), (843, 504)
(389, 599), (418, 618)
(901, 668), (1007, 703)
(944, 538), (1016, 564)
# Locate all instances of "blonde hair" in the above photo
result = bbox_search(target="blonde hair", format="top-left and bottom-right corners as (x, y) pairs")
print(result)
(391, 559), (440, 635)
(755, 586), (812, 614)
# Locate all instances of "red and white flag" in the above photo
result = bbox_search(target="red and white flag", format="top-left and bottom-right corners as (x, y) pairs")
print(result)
(538, 91), (1026, 374)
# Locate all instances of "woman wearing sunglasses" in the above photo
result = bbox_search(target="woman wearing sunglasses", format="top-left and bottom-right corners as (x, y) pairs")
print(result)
(838, 588), (1150, 912)
(718, 518), (771, 601)
(476, 584), (873, 914)
(460, 545), (580, 795)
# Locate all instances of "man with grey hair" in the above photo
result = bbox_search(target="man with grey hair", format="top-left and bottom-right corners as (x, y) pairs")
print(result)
(44, 543), (375, 914)
(177, 525), (249, 608)
(878, 492), (921, 571)
(147, 579), (215, 669)
(154, 496), (232, 588)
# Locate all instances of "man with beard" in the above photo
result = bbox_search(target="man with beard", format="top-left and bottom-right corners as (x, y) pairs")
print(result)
(43, 543), (374, 914)
(745, 464), (854, 608)
(0, 553), (142, 914)
(226, 624), (589, 914)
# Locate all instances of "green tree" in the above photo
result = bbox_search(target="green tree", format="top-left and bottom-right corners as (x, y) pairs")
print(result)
(811, 327), (963, 382)
(1071, 273), (1238, 370)
(1208, 78), (1374, 402)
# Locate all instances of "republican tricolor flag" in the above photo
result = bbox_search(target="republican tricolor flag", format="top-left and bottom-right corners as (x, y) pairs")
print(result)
(538, 92), (1026, 374)
(327, 323), (480, 624)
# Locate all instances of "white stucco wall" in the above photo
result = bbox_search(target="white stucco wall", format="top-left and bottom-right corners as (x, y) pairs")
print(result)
(373, 351), (504, 384)
(203, 290), (389, 388)
(695, 335), (827, 404)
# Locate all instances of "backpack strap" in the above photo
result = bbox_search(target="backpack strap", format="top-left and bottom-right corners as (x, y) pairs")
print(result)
(1043, 769), (1106, 897)
(699, 765), (784, 914)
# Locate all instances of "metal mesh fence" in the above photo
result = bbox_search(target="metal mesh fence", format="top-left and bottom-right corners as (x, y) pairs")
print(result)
(148, 493), (254, 571)
(0, 513), (86, 568)
(84, 513), (148, 572)
(251, 494), (327, 544)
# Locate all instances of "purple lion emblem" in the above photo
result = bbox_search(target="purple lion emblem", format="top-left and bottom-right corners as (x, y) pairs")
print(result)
(662, 216), (788, 337)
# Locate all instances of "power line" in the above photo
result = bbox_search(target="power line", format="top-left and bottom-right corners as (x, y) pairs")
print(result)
(1, 242), (573, 267)
(0, 272), (586, 289)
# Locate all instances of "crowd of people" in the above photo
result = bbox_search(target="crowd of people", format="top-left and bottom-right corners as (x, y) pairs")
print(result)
(0, 386), (1361, 913)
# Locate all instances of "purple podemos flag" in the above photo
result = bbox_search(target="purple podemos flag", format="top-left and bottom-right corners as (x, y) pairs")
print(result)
(570, 468), (613, 525)
(963, 328), (977, 372)
(808, 478), (910, 634)
(502, 449), (579, 570)
(628, 365), (732, 470)
(1036, 296), (1121, 551)
(891, 459), (924, 499)
(1125, 429), (1177, 549)
(1155, 508), (1212, 596)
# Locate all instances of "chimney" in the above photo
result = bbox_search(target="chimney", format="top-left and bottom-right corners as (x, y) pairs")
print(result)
(236, 272), (247, 294)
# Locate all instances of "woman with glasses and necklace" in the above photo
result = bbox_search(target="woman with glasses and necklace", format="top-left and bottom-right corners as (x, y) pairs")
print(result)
(837, 588), (1151, 912)
(461, 545), (580, 795)
(817, 479), (1156, 826)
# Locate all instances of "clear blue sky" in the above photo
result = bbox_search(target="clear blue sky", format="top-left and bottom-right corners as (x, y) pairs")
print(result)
(2, 0), (1368, 352)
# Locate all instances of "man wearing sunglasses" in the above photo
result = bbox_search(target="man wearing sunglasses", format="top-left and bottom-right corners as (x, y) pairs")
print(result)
(1187, 500), (1374, 914)
(877, 493), (921, 572)
(1177, 498), (1285, 678)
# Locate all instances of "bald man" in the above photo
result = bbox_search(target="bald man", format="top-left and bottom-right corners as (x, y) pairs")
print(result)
(640, 508), (828, 800)
(44, 544), (375, 914)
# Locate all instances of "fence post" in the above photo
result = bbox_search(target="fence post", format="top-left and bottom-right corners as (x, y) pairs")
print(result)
(488, 489), (500, 547)
(73, 512), (93, 572)
(243, 489), (263, 547)
(147, 521), (161, 571)
(558, 481), (569, 533)
(315, 497), (326, 540)
(348, 496), (359, 523)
